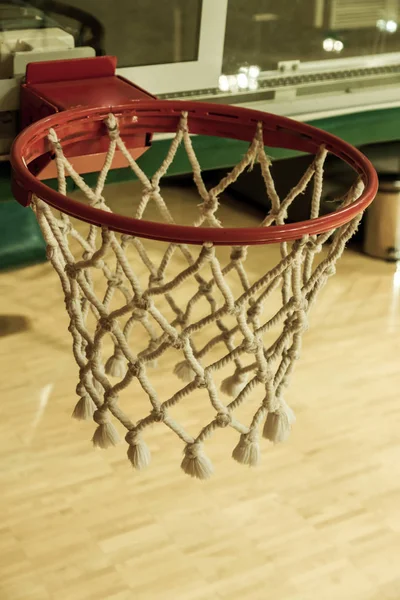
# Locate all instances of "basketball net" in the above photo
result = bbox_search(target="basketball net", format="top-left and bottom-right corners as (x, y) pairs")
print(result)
(32, 112), (364, 479)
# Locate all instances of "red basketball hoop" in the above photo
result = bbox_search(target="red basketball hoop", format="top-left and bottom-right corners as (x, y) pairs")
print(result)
(11, 100), (378, 245)
(9, 99), (379, 478)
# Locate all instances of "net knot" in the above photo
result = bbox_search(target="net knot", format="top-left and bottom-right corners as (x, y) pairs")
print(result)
(201, 193), (218, 213)
(94, 196), (111, 212)
(48, 128), (61, 148)
(93, 407), (109, 425)
(128, 361), (144, 377)
(132, 308), (147, 321)
(244, 338), (258, 354)
(201, 243), (215, 260)
(125, 429), (139, 445)
(151, 407), (166, 422)
(293, 299), (308, 312)
(82, 251), (93, 260)
(144, 183), (161, 197)
(194, 375), (207, 388)
(306, 239), (322, 253)
(151, 183), (161, 196)
(178, 112), (189, 132)
(134, 297), (152, 312)
(149, 273), (164, 287)
(75, 382), (86, 396)
(228, 304), (242, 317)
(168, 335), (183, 350)
(58, 221), (71, 235)
(64, 263), (81, 279)
(283, 312), (299, 329)
(290, 313), (308, 332)
(121, 234), (132, 245)
(108, 275), (124, 288)
(215, 412), (231, 428)
(184, 442), (203, 459)
(293, 237), (309, 252)
(198, 282), (212, 295)
(242, 429), (258, 444)
(105, 113), (119, 140)
(283, 348), (300, 361)
(269, 209), (280, 222)
(230, 247), (247, 262)
(98, 316), (117, 332)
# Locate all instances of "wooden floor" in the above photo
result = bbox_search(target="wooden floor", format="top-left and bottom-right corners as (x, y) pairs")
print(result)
(1, 180), (400, 600)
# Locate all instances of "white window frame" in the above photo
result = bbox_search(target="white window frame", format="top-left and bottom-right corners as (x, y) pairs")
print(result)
(116, 0), (228, 95)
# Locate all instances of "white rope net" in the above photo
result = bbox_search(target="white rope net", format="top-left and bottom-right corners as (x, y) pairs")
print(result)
(32, 111), (364, 479)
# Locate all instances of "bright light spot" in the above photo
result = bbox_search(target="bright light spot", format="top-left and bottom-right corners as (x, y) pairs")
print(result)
(228, 74), (238, 91)
(376, 18), (398, 32)
(376, 19), (386, 31)
(236, 72), (249, 89)
(248, 65), (260, 78)
(218, 74), (240, 93)
(218, 75), (230, 92)
(323, 37), (343, 52)
(323, 38), (335, 51)
(333, 40), (344, 52)
(248, 78), (259, 91)
(386, 19), (398, 32)
(219, 66), (260, 94)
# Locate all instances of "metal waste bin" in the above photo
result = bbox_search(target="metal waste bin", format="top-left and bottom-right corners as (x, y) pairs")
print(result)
(364, 176), (400, 261)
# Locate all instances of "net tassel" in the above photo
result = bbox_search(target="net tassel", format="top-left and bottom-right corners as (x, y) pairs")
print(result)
(92, 408), (120, 448)
(72, 395), (95, 421)
(220, 369), (248, 398)
(232, 431), (260, 467)
(126, 430), (151, 470)
(281, 398), (296, 425)
(181, 443), (214, 480)
(174, 360), (195, 383)
(105, 349), (126, 378)
(263, 399), (296, 444)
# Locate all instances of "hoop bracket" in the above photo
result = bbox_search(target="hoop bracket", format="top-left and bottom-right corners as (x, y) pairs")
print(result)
(20, 55), (155, 180)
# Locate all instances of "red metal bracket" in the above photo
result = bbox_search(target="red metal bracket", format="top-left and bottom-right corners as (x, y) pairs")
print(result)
(20, 55), (155, 179)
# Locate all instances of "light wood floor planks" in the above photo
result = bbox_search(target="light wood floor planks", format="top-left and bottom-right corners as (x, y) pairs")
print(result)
(1, 181), (400, 600)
